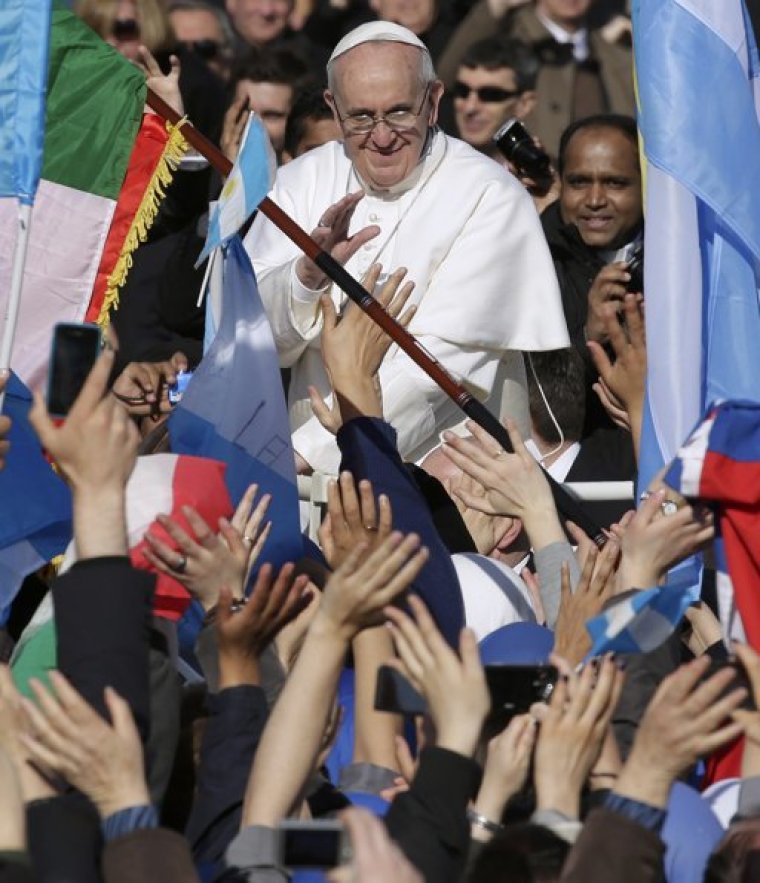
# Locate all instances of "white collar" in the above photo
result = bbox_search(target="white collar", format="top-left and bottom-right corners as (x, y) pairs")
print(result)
(536, 10), (589, 62)
(350, 127), (445, 198)
(524, 438), (581, 483)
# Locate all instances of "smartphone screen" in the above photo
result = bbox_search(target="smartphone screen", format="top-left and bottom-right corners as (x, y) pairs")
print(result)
(47, 323), (101, 418)
(280, 822), (348, 869)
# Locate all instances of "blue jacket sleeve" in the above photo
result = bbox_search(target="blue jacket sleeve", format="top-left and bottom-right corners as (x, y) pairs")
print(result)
(336, 416), (465, 647)
(185, 686), (269, 866)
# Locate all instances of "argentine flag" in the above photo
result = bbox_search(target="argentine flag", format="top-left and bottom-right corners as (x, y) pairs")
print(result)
(196, 112), (276, 266)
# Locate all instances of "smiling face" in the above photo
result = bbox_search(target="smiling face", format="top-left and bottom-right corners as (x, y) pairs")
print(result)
(559, 126), (642, 249)
(326, 42), (442, 191)
(453, 65), (532, 149)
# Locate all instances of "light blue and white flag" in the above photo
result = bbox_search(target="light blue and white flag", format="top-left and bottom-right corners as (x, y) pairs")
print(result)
(585, 584), (693, 657)
(634, 0), (760, 491)
(196, 113), (276, 267)
(0, 0), (52, 205)
(170, 235), (302, 579)
(630, 0), (760, 620)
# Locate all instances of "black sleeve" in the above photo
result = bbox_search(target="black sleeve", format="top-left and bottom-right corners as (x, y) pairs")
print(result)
(384, 746), (481, 883)
(185, 686), (269, 864)
(53, 557), (155, 742)
(0, 854), (36, 883)
(26, 794), (102, 883)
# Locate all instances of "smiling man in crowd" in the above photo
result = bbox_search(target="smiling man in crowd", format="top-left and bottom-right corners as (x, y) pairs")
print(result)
(541, 112), (642, 439)
(244, 21), (570, 475)
(452, 36), (538, 162)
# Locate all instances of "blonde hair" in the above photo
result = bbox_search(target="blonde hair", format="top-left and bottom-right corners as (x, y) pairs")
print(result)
(75, 0), (174, 54)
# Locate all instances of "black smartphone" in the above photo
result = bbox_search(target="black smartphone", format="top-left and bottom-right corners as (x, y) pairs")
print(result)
(278, 820), (351, 869)
(47, 323), (101, 418)
(485, 664), (558, 728)
(374, 665), (427, 716)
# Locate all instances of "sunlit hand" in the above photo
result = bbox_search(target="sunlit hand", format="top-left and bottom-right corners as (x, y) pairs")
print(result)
(136, 46), (184, 117)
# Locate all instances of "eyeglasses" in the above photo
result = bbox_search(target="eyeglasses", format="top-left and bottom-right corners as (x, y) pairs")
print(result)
(112, 18), (140, 40)
(178, 39), (221, 60)
(452, 81), (521, 103)
(334, 84), (431, 136)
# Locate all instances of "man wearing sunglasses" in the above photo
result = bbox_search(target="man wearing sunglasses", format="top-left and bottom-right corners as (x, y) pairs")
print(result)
(245, 21), (570, 476)
(453, 36), (537, 161)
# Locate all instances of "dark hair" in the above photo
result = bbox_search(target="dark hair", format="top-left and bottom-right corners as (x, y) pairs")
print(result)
(526, 349), (585, 445)
(704, 823), (760, 883)
(468, 823), (570, 882)
(459, 37), (539, 92)
(283, 83), (333, 157)
(557, 113), (638, 177)
(230, 46), (310, 91)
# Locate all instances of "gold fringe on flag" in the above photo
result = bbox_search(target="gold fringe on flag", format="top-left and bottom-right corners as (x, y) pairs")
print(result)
(96, 118), (190, 329)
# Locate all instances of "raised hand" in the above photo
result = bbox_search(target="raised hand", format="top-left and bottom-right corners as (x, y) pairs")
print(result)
(220, 95), (249, 166)
(471, 714), (537, 840)
(442, 419), (564, 550)
(309, 264), (416, 430)
(585, 262), (631, 343)
(532, 653), (625, 818)
(588, 293), (646, 451)
(327, 808), (423, 883)
(215, 564), (312, 687)
(385, 595), (490, 758)
(553, 541), (620, 666)
(729, 643), (760, 778)
(318, 472), (392, 570)
(316, 532), (429, 642)
(617, 488), (713, 591)
(143, 505), (249, 610)
(111, 351), (189, 417)
(22, 672), (150, 819)
(135, 46), (184, 117)
(615, 655), (746, 808)
(297, 192), (380, 291)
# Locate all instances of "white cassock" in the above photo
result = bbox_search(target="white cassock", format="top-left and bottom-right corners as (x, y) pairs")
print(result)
(244, 129), (570, 474)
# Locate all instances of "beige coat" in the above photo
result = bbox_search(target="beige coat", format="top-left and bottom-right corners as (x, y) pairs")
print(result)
(437, 3), (635, 157)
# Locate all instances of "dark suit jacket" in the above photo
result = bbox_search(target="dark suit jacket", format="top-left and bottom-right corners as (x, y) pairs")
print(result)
(53, 557), (155, 742)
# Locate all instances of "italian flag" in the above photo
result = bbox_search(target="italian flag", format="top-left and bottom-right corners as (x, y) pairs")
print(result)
(0, 6), (187, 389)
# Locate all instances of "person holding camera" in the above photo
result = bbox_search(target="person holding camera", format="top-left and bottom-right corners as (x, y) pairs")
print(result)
(539, 113), (643, 450)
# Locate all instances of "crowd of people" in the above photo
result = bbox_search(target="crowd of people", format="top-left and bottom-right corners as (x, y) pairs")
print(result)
(1, 0), (759, 881)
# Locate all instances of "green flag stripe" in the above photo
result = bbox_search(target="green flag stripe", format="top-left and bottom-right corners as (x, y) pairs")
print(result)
(42, 8), (146, 201)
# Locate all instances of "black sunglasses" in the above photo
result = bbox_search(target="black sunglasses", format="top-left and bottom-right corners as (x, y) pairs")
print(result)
(178, 39), (221, 60)
(112, 18), (140, 39)
(452, 81), (521, 103)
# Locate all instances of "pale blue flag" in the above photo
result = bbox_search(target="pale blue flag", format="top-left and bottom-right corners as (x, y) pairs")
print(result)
(0, 0), (52, 205)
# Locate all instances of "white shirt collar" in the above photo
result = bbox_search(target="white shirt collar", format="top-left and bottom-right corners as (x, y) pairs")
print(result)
(524, 438), (581, 483)
(350, 126), (445, 198)
(535, 10), (589, 62)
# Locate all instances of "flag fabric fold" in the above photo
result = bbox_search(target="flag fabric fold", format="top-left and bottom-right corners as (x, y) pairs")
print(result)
(665, 401), (760, 648)
(0, 373), (71, 624)
(634, 0), (760, 490)
(169, 235), (303, 576)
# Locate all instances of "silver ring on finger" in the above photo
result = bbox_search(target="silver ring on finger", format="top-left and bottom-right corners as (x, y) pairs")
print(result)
(317, 217), (331, 228)
(242, 535), (254, 547)
(174, 555), (188, 574)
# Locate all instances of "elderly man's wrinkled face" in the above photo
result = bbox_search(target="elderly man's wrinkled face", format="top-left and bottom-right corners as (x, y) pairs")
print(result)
(327, 42), (442, 192)
(560, 126), (642, 250)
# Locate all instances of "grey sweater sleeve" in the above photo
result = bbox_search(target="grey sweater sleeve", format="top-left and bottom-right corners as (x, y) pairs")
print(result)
(223, 826), (288, 883)
(533, 541), (581, 628)
(736, 776), (760, 819)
